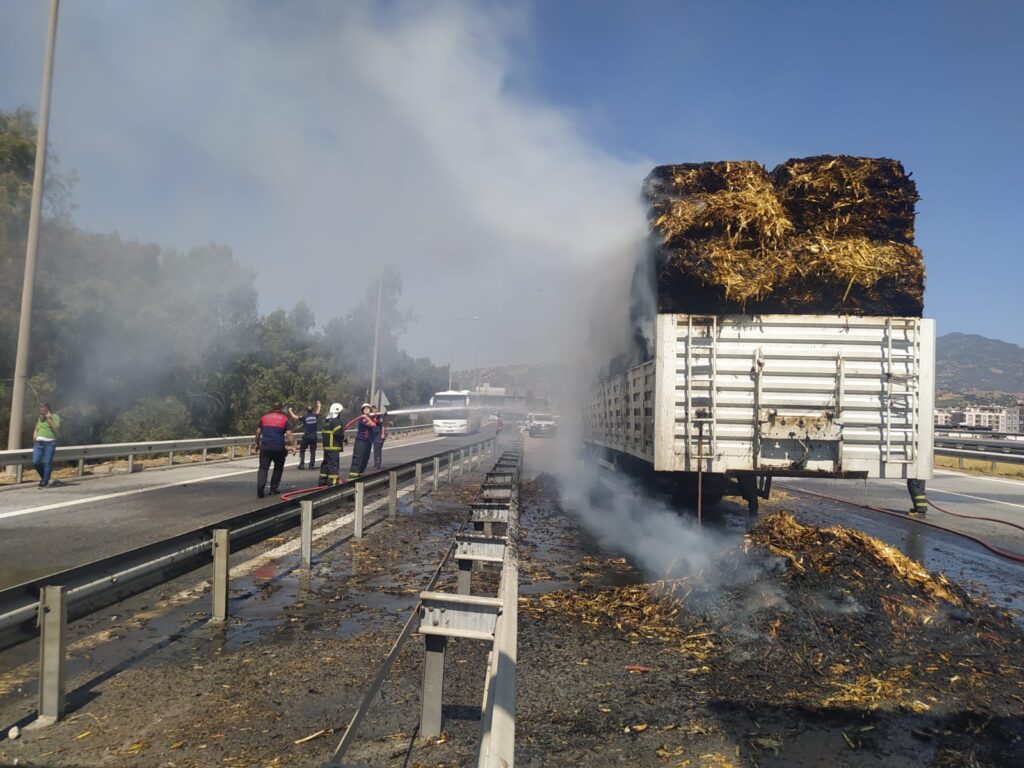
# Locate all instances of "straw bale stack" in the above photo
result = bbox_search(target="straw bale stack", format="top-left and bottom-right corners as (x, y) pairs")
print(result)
(645, 155), (924, 316)
(772, 155), (919, 242)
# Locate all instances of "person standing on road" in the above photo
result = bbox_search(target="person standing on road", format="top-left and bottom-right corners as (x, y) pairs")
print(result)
(371, 405), (387, 470)
(319, 402), (346, 486)
(907, 478), (928, 516)
(32, 403), (61, 488)
(255, 402), (295, 498)
(346, 403), (377, 479)
(297, 401), (322, 470)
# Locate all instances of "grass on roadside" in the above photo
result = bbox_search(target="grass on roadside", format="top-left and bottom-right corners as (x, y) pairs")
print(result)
(935, 454), (1024, 479)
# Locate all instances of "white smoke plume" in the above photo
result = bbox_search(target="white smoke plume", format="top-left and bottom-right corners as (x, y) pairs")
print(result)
(3, 1), (725, 572)
(1, 0), (649, 364)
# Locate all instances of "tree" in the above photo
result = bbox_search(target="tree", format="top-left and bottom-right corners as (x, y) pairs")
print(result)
(103, 397), (197, 442)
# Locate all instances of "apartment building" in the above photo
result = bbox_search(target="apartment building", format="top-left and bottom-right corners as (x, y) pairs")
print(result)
(936, 405), (1020, 432)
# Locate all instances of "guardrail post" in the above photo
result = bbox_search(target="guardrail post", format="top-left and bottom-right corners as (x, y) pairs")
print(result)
(448, 453), (454, 484)
(388, 471), (398, 518)
(36, 585), (67, 726)
(457, 560), (472, 595)
(212, 529), (229, 621)
(202, 447), (208, 462)
(458, 449), (465, 477)
(958, 455), (964, 469)
(168, 450), (174, 466)
(127, 454), (134, 474)
(16, 464), (24, 483)
(433, 457), (440, 492)
(229, 445), (236, 459)
(354, 482), (365, 539)
(415, 462), (423, 502)
(77, 458), (85, 477)
(420, 635), (447, 739)
(300, 500), (313, 569)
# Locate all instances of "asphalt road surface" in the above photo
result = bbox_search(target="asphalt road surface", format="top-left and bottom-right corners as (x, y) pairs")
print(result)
(0, 426), (496, 590)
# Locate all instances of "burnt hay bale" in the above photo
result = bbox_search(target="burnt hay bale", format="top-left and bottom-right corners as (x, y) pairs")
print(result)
(646, 155), (925, 316)
(655, 235), (924, 316)
(771, 155), (919, 242)
(645, 161), (793, 248)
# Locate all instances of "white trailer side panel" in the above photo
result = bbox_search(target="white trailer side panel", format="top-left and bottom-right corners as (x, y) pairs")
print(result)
(587, 314), (934, 480)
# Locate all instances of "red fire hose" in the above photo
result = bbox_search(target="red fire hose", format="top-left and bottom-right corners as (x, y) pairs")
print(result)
(280, 485), (327, 502)
(780, 485), (1024, 565)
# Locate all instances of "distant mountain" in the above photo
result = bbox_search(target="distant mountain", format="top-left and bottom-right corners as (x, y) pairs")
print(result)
(937, 332), (1024, 394)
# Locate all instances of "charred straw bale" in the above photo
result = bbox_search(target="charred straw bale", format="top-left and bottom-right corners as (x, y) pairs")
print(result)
(646, 155), (925, 316)
(656, 236), (924, 316)
(771, 155), (919, 242)
(645, 161), (793, 248)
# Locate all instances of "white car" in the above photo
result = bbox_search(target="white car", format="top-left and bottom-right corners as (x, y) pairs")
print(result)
(528, 413), (557, 438)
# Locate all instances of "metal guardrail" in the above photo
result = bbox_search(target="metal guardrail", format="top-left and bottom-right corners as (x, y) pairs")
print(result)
(0, 433), (495, 655)
(934, 447), (1024, 467)
(0, 425), (433, 483)
(323, 440), (522, 767)
(934, 434), (1024, 467)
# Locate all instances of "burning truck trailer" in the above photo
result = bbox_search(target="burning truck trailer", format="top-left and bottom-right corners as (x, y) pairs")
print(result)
(584, 156), (935, 513)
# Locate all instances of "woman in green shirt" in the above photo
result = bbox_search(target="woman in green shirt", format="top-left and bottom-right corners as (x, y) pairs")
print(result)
(32, 403), (60, 488)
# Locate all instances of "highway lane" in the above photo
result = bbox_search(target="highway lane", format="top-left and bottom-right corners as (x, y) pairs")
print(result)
(0, 426), (496, 589)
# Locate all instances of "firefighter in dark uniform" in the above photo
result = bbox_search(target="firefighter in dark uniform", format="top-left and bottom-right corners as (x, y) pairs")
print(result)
(371, 405), (387, 470)
(347, 403), (377, 479)
(255, 402), (295, 498)
(318, 402), (346, 486)
(907, 478), (928, 516)
(298, 400), (322, 469)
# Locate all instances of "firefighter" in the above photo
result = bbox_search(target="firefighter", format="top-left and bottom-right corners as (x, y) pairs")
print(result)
(907, 478), (928, 516)
(255, 402), (295, 498)
(297, 400), (322, 470)
(318, 402), (346, 486)
(347, 403), (377, 479)
(371, 405), (387, 470)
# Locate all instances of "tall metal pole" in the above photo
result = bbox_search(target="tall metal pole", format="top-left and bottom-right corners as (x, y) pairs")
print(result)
(369, 270), (383, 407)
(474, 344), (494, 392)
(448, 316), (478, 392)
(8, 0), (60, 452)
(448, 324), (455, 391)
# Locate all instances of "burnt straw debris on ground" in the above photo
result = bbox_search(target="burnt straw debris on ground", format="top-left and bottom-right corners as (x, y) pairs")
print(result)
(510, 484), (1024, 767)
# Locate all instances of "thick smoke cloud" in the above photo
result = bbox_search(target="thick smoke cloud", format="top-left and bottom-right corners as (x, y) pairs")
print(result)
(2, 1), (720, 573)
(0, 0), (648, 365)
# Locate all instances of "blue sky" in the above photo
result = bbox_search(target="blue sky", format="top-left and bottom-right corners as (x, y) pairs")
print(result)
(1, 0), (1022, 363)
(524, 0), (1024, 342)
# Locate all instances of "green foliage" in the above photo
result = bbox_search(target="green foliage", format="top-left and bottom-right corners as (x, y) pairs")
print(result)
(103, 397), (197, 443)
(0, 109), (450, 446)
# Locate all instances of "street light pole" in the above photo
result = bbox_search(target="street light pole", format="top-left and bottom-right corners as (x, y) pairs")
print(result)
(8, 0), (60, 453)
(369, 269), (384, 407)
(448, 316), (478, 391)
(474, 345), (494, 392)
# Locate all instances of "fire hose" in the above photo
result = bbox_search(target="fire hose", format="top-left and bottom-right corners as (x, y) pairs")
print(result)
(280, 485), (327, 502)
(780, 485), (1024, 565)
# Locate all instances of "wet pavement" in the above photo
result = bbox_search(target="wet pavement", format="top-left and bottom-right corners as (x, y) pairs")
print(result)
(0, 427), (495, 590)
(0, 459), (493, 767)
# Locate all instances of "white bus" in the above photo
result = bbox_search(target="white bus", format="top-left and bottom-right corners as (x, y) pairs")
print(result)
(430, 390), (482, 435)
